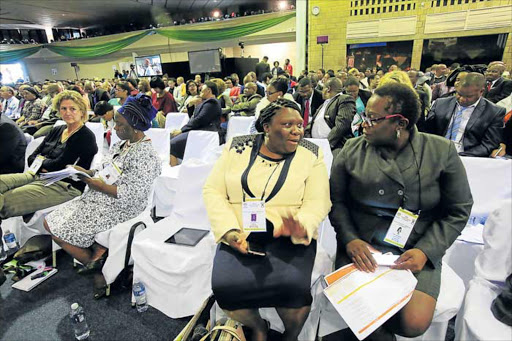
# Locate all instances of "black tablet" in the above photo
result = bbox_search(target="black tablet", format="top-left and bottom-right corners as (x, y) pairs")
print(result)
(165, 227), (209, 246)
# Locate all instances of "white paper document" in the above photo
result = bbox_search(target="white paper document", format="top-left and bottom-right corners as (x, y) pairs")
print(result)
(456, 224), (484, 244)
(323, 264), (418, 340)
(38, 166), (91, 186)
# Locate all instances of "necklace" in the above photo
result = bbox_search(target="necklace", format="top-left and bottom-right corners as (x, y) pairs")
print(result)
(61, 123), (84, 143)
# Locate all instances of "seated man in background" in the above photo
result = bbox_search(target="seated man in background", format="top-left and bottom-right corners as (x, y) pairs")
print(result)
(169, 81), (221, 166)
(305, 77), (356, 157)
(293, 77), (324, 128)
(229, 82), (262, 117)
(426, 72), (505, 157)
(84, 81), (110, 109)
(16, 87), (44, 129)
(0, 113), (27, 174)
(484, 62), (512, 104)
(0, 86), (20, 119)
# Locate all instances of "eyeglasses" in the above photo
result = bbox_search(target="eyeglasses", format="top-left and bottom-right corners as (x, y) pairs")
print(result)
(266, 90), (278, 96)
(360, 113), (405, 127)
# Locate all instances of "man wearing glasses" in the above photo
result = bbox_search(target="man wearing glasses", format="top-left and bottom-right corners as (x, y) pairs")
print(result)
(293, 77), (324, 128)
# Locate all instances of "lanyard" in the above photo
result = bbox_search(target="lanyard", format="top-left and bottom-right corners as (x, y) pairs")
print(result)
(241, 134), (296, 203)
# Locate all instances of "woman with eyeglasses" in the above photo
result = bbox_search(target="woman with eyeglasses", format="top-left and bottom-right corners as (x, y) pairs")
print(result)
(329, 83), (473, 340)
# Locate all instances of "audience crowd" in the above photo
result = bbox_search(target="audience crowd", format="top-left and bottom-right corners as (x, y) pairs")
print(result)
(1, 54), (511, 340)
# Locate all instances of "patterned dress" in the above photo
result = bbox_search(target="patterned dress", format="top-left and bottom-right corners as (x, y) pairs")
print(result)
(46, 139), (161, 248)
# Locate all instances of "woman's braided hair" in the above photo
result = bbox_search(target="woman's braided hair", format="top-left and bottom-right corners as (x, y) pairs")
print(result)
(255, 98), (301, 133)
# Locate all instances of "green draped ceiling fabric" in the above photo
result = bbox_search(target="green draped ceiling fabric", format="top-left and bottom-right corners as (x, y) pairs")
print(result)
(0, 12), (296, 63)
(45, 31), (151, 58)
(0, 46), (42, 64)
(156, 12), (296, 41)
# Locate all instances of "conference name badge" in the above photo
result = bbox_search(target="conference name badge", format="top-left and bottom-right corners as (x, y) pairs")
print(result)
(242, 198), (266, 232)
(28, 155), (45, 175)
(383, 207), (418, 249)
(98, 162), (122, 185)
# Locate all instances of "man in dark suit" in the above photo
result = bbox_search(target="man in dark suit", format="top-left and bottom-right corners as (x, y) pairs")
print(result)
(293, 77), (324, 128)
(484, 63), (512, 104)
(255, 56), (270, 82)
(426, 72), (505, 157)
(85, 81), (110, 109)
(0, 113), (27, 174)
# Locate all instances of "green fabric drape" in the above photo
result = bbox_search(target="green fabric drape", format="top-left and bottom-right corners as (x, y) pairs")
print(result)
(156, 12), (296, 42)
(0, 12), (296, 63)
(0, 46), (42, 64)
(45, 31), (151, 58)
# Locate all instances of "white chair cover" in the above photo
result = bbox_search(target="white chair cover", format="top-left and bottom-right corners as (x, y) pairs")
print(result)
(305, 138), (333, 177)
(24, 133), (33, 144)
(226, 116), (255, 142)
(111, 128), (171, 165)
(101, 210), (154, 285)
(24, 137), (44, 171)
(460, 157), (512, 219)
(131, 215), (216, 318)
(85, 122), (105, 168)
(444, 158), (512, 288)
(164, 112), (189, 130)
(318, 262), (465, 340)
(455, 200), (512, 340)
(182, 130), (220, 163)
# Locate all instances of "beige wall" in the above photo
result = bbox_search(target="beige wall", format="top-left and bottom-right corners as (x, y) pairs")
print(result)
(308, 0), (512, 71)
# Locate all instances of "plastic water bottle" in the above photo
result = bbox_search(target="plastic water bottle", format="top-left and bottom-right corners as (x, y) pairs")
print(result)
(3, 230), (19, 252)
(70, 303), (90, 340)
(133, 281), (148, 312)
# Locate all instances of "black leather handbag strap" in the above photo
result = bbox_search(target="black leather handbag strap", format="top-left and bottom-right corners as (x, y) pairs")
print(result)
(123, 222), (147, 269)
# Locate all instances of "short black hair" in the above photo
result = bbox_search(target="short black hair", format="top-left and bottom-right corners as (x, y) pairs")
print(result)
(150, 76), (165, 90)
(269, 78), (288, 94)
(255, 98), (301, 132)
(344, 76), (359, 87)
(94, 101), (114, 116)
(318, 68), (325, 75)
(204, 80), (219, 97)
(116, 82), (131, 93)
(169, 77), (177, 83)
(373, 83), (420, 130)
(298, 77), (312, 88)
(126, 78), (138, 89)
(327, 70), (335, 78)
(261, 72), (272, 82)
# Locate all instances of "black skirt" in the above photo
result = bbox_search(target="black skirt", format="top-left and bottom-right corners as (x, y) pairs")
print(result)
(211, 223), (317, 311)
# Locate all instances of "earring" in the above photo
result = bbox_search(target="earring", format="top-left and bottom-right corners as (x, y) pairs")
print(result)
(396, 130), (401, 139)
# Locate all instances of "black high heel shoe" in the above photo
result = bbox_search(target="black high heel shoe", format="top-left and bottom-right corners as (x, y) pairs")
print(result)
(93, 273), (110, 300)
(77, 252), (108, 275)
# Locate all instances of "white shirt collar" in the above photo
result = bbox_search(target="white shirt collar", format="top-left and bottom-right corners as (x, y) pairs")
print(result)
(457, 96), (481, 109)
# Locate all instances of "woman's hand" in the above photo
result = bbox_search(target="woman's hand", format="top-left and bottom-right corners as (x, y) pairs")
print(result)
(275, 213), (307, 239)
(391, 248), (428, 273)
(491, 143), (506, 158)
(188, 97), (202, 107)
(68, 165), (94, 179)
(223, 230), (248, 254)
(346, 239), (378, 273)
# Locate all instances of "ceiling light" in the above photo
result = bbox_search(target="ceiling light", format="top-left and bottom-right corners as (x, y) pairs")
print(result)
(278, 1), (287, 10)
(213, 10), (221, 18)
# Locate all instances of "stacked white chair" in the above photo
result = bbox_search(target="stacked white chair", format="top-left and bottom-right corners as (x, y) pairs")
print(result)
(164, 112), (189, 130)
(455, 199), (512, 340)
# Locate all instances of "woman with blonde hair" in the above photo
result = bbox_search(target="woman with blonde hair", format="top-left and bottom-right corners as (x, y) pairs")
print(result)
(211, 78), (233, 116)
(0, 90), (98, 221)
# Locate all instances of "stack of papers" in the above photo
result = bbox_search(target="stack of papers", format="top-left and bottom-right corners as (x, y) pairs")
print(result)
(456, 224), (484, 244)
(323, 262), (417, 340)
(39, 166), (91, 186)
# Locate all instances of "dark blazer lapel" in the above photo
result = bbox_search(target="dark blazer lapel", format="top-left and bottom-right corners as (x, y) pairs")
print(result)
(441, 98), (458, 136)
(464, 98), (485, 135)
(371, 145), (405, 187)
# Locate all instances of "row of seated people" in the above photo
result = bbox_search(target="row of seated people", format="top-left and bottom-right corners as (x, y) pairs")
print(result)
(2, 80), (504, 340)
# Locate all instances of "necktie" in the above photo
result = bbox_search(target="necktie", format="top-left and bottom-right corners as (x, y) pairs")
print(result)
(304, 99), (310, 126)
(487, 82), (492, 92)
(445, 106), (465, 141)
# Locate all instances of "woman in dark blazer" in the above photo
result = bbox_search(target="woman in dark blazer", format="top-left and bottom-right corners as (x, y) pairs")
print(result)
(330, 83), (473, 340)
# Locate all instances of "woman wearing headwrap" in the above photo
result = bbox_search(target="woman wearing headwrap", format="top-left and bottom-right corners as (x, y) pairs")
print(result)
(16, 87), (44, 128)
(43, 93), (162, 299)
(203, 98), (331, 341)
